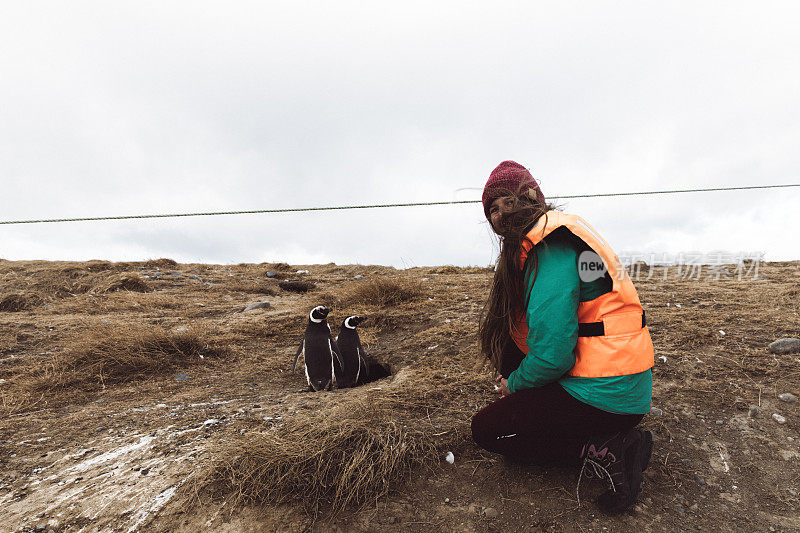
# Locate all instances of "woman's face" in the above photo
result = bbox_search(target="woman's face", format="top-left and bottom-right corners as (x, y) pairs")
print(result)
(488, 196), (515, 234)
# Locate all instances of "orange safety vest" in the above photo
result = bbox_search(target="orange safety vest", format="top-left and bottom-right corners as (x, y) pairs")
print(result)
(511, 211), (654, 378)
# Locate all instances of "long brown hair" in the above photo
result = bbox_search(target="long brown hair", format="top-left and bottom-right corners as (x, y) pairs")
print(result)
(479, 187), (557, 372)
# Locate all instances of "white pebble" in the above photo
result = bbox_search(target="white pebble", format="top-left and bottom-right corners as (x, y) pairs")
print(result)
(772, 414), (787, 424)
(658, 356), (667, 363)
(445, 452), (455, 464)
(719, 330), (726, 336)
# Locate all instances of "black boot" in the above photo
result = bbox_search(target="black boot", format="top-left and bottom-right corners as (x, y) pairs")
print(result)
(578, 429), (653, 514)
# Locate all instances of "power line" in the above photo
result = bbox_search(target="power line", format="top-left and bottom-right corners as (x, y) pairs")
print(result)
(1, 183), (798, 226)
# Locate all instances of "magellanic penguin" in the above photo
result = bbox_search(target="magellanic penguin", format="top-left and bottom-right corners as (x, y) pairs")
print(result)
(335, 315), (370, 388)
(292, 306), (344, 391)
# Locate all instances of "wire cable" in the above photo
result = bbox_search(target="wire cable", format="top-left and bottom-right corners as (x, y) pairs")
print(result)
(1, 183), (798, 225)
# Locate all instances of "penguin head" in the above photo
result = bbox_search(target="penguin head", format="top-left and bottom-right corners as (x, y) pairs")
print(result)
(309, 305), (332, 323)
(343, 315), (367, 329)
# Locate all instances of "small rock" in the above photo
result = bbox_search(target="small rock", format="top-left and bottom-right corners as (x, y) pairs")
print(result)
(772, 413), (787, 424)
(243, 301), (271, 312)
(354, 274), (364, 280)
(650, 407), (663, 417)
(769, 338), (800, 355)
(445, 452), (455, 464)
(35, 524), (46, 532)
(778, 393), (797, 403)
(174, 374), (189, 382)
(715, 419), (724, 425)
(265, 271), (277, 278)
(140, 468), (150, 475)
(444, 498), (450, 503)
(748, 405), (761, 418)
(296, 269), (310, 275)
(718, 330), (726, 336)
(483, 507), (499, 519)
(188, 275), (202, 281)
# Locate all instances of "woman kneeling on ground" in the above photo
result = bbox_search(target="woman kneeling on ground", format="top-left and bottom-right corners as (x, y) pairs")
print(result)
(472, 161), (655, 514)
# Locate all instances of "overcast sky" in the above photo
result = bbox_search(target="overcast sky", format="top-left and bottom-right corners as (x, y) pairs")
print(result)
(2, 2), (799, 267)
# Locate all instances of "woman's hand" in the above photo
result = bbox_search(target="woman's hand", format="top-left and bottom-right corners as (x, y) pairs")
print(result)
(495, 375), (511, 396)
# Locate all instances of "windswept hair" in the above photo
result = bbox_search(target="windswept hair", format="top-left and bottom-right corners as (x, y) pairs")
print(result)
(479, 186), (557, 372)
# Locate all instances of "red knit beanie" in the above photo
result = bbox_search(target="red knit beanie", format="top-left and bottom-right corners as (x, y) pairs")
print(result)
(482, 161), (546, 220)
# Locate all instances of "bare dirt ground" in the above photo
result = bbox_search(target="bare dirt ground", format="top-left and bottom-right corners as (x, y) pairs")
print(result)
(1, 258), (798, 532)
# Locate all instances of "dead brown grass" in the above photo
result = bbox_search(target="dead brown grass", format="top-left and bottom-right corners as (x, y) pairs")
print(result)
(205, 399), (436, 515)
(94, 273), (150, 293)
(278, 280), (316, 293)
(229, 281), (277, 295)
(198, 368), (479, 516)
(1, 323), (230, 410)
(55, 323), (227, 384)
(143, 258), (179, 268)
(338, 276), (423, 307)
(0, 292), (42, 312)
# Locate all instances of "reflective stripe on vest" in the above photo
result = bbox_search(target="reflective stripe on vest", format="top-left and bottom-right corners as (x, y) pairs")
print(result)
(510, 211), (655, 378)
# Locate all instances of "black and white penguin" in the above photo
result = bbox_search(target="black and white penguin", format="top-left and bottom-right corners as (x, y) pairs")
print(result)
(335, 315), (370, 388)
(292, 306), (343, 391)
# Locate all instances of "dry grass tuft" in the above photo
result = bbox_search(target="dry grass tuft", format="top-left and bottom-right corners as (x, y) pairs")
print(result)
(1, 323), (230, 409)
(205, 398), (437, 515)
(266, 262), (292, 271)
(0, 293), (41, 312)
(229, 281), (277, 295)
(431, 265), (461, 274)
(339, 276), (423, 307)
(52, 324), (226, 385)
(198, 368), (482, 516)
(94, 274), (150, 293)
(279, 280), (316, 293)
(143, 258), (179, 268)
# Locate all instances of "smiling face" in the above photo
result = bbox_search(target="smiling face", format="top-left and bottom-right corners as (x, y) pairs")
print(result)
(488, 196), (516, 235)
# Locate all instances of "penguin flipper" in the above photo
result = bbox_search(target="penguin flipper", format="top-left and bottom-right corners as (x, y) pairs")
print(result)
(291, 339), (304, 372)
(358, 346), (369, 380)
(330, 335), (345, 370)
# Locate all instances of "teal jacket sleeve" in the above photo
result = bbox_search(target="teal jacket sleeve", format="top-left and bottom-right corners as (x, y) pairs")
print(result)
(506, 239), (580, 393)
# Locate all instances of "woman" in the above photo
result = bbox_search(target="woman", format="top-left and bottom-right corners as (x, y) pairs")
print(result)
(472, 160), (655, 514)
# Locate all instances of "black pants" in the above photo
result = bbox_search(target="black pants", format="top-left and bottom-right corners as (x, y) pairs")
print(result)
(471, 340), (643, 465)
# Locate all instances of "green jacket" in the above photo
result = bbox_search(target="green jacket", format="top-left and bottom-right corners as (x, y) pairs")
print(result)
(506, 227), (652, 415)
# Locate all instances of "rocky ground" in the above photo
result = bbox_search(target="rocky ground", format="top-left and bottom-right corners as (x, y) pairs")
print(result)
(0, 258), (798, 532)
